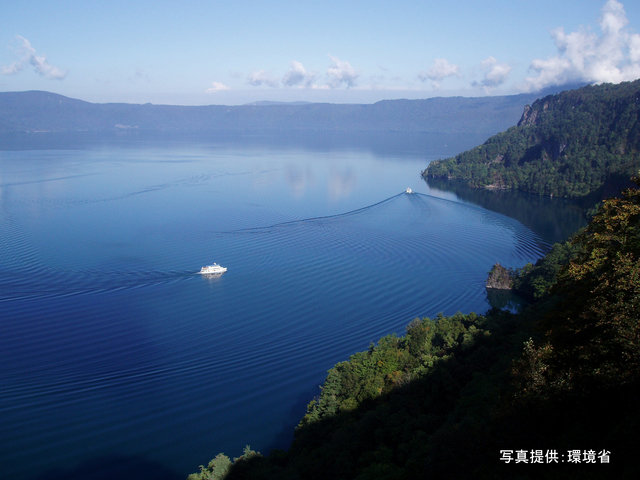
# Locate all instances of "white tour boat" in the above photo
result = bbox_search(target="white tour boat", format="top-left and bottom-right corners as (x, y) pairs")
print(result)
(199, 263), (227, 275)
(405, 187), (413, 194)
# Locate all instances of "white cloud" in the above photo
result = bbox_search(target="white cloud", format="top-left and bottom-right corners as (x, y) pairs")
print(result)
(472, 56), (512, 92)
(205, 81), (231, 93)
(524, 0), (640, 91)
(1, 35), (66, 80)
(30, 54), (67, 79)
(1, 61), (24, 75)
(248, 70), (279, 88)
(282, 61), (317, 87)
(326, 55), (359, 88)
(630, 34), (640, 62)
(418, 58), (460, 89)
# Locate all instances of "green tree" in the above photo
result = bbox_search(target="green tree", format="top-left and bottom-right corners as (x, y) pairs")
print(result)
(512, 241), (581, 299)
(187, 453), (232, 480)
(545, 175), (640, 385)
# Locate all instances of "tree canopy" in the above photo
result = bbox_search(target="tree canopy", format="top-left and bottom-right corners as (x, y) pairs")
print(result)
(424, 80), (640, 198)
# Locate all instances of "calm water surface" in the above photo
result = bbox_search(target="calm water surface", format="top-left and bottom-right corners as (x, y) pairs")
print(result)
(0, 133), (582, 479)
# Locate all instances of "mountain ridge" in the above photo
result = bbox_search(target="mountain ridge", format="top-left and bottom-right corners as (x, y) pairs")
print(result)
(0, 89), (560, 136)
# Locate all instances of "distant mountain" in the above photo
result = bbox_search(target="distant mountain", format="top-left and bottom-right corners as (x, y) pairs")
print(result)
(0, 90), (549, 136)
(424, 80), (640, 198)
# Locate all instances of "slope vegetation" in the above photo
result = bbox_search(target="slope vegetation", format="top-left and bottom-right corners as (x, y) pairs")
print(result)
(424, 80), (640, 198)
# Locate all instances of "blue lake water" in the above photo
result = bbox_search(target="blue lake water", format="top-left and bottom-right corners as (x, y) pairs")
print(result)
(0, 133), (583, 479)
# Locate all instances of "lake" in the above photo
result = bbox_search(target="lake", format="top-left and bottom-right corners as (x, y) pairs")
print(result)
(0, 132), (586, 480)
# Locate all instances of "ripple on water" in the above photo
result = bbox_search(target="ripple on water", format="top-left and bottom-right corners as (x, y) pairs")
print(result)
(0, 191), (547, 479)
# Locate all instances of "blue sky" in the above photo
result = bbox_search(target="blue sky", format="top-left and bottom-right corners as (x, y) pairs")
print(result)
(1, 0), (639, 105)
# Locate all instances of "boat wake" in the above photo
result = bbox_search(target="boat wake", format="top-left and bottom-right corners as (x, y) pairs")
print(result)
(0, 190), (547, 304)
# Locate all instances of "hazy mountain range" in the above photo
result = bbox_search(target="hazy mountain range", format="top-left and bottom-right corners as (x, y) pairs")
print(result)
(0, 87), (579, 136)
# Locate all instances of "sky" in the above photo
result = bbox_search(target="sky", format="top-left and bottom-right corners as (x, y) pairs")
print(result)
(1, 0), (639, 105)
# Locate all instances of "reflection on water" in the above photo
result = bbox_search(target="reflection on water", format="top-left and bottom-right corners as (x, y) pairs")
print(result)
(485, 287), (530, 313)
(425, 177), (590, 313)
(425, 177), (588, 245)
(0, 131), (489, 160)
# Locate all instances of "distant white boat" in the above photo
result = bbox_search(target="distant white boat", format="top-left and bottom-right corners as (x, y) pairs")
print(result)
(405, 187), (413, 194)
(199, 263), (227, 275)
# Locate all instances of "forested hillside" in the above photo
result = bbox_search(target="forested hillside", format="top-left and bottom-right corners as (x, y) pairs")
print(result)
(424, 80), (640, 198)
(188, 176), (640, 479)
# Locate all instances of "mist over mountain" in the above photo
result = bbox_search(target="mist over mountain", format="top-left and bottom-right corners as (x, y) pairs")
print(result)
(0, 89), (568, 137)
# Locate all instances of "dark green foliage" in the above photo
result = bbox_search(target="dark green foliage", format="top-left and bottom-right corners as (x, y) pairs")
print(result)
(540, 176), (640, 386)
(512, 240), (582, 299)
(299, 313), (485, 429)
(285, 311), (521, 480)
(187, 453), (232, 480)
(424, 80), (640, 198)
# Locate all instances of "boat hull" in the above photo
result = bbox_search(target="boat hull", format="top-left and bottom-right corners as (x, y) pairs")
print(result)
(199, 264), (227, 275)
